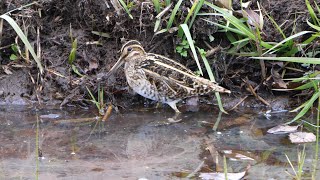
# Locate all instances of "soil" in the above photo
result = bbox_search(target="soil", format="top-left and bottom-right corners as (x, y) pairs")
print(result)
(0, 0), (314, 110)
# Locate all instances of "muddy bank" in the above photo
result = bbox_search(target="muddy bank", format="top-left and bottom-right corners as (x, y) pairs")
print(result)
(0, 0), (311, 110)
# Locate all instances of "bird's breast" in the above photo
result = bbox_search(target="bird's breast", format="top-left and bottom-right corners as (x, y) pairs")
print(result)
(124, 61), (159, 101)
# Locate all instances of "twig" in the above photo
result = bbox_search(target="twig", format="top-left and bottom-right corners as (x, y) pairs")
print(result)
(246, 81), (270, 106)
(5, 1), (38, 15)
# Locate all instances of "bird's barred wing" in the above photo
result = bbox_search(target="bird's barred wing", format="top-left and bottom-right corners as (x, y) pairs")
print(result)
(146, 53), (196, 75)
(138, 58), (214, 98)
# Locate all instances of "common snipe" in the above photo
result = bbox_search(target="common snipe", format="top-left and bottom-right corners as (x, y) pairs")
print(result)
(106, 40), (231, 113)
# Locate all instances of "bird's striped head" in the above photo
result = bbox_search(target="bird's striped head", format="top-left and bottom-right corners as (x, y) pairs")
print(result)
(106, 40), (146, 78)
(119, 40), (146, 61)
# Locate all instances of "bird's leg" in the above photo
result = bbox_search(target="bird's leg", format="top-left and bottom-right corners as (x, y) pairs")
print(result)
(167, 101), (181, 113)
(167, 101), (182, 123)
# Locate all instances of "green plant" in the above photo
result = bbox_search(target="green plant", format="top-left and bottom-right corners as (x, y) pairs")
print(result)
(306, 0), (320, 28)
(200, 2), (271, 53)
(176, 39), (189, 57)
(9, 44), (19, 61)
(68, 28), (84, 77)
(223, 155), (228, 180)
(68, 38), (77, 65)
(152, 0), (161, 14)
(198, 47), (228, 113)
(86, 85), (106, 116)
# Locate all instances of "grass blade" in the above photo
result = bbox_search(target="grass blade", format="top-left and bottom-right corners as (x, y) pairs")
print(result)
(189, 0), (205, 28)
(307, 20), (320, 31)
(203, 2), (272, 49)
(306, 0), (320, 25)
(286, 91), (320, 124)
(197, 47), (228, 113)
(262, 31), (313, 55)
(167, 0), (183, 29)
(264, 12), (286, 39)
(152, 0), (161, 14)
(201, 18), (247, 36)
(312, 84), (320, 179)
(180, 24), (203, 75)
(86, 86), (99, 110)
(253, 56), (320, 64)
(165, 0), (171, 6)
(117, 0), (133, 19)
(294, 81), (319, 90)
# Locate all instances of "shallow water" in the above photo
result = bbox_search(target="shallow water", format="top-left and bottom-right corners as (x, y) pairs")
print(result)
(0, 105), (319, 179)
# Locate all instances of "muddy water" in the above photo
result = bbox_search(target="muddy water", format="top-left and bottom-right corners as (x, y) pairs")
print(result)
(0, 105), (319, 180)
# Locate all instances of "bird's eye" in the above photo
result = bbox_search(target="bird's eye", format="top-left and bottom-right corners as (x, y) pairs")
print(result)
(127, 47), (133, 52)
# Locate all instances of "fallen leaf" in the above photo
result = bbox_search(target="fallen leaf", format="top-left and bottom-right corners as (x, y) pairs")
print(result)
(243, 9), (263, 30)
(271, 66), (287, 89)
(215, 0), (232, 10)
(267, 124), (298, 134)
(289, 132), (316, 144)
(199, 171), (246, 180)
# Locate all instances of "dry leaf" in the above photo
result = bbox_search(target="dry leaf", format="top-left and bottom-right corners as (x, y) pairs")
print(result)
(199, 171), (246, 180)
(267, 124), (298, 134)
(215, 0), (232, 10)
(244, 10), (262, 29)
(271, 67), (287, 89)
(289, 132), (316, 144)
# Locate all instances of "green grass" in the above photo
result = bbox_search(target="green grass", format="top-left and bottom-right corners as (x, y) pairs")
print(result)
(312, 88), (320, 179)
(223, 155), (228, 180)
(152, 0), (161, 14)
(200, 2), (316, 57)
(198, 48), (228, 114)
(285, 145), (306, 180)
(166, 0), (183, 30)
(180, 24), (202, 75)
(86, 85), (106, 116)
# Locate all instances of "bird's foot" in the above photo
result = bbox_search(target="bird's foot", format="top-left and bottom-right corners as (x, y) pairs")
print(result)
(167, 113), (182, 124)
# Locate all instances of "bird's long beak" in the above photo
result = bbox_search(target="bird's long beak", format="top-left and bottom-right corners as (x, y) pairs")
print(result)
(105, 55), (125, 78)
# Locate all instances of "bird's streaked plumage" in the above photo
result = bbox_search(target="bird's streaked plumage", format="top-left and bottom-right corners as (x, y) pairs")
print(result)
(106, 40), (231, 113)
